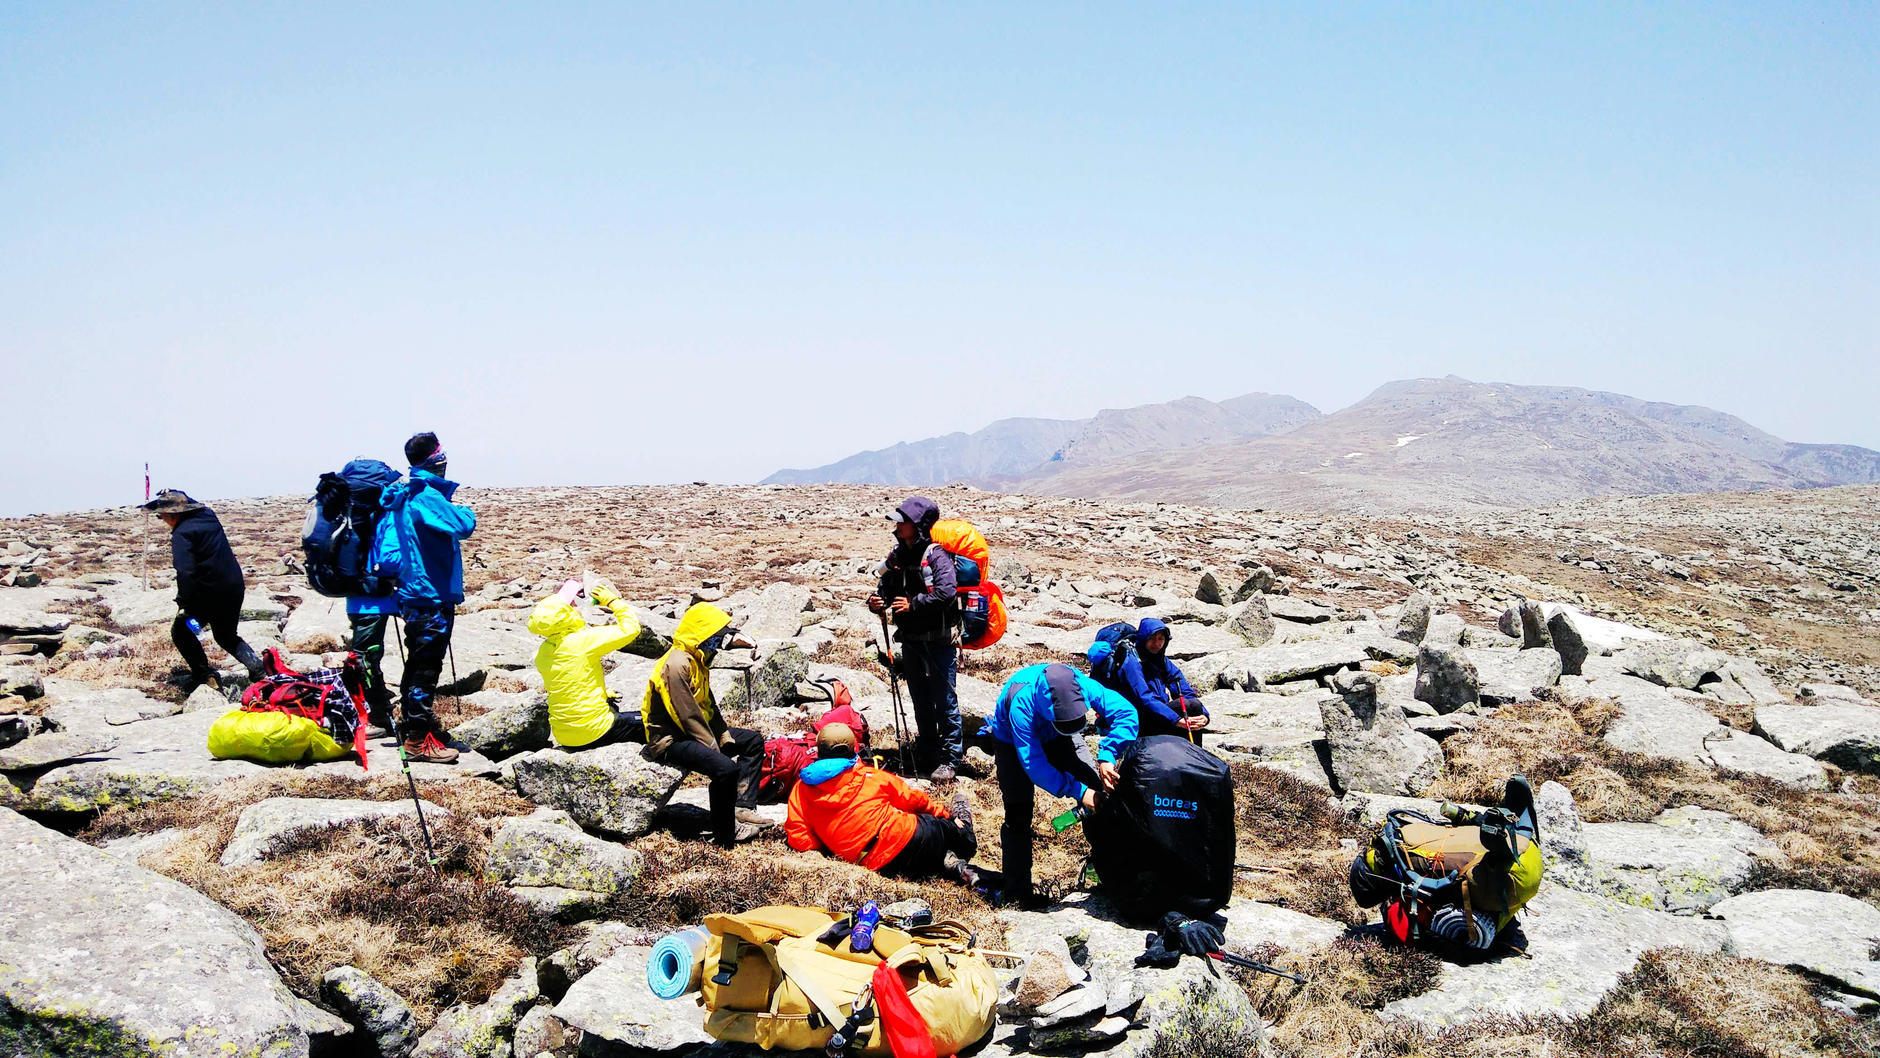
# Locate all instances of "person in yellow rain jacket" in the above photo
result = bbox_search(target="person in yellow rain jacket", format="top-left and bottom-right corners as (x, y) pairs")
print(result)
(529, 578), (644, 749)
(643, 602), (768, 847)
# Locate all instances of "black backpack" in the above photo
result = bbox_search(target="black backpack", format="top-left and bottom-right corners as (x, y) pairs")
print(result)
(302, 459), (401, 599)
(1086, 734), (1235, 920)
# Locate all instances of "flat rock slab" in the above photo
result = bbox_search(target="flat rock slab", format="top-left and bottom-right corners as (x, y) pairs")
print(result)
(1267, 596), (1337, 624)
(222, 796), (449, 866)
(0, 730), (118, 771)
(1567, 674), (1720, 766)
(1464, 648), (1563, 705)
(1754, 701), (1880, 773)
(1217, 900), (1346, 950)
(1581, 806), (1773, 914)
(554, 945), (714, 1053)
(0, 806), (345, 1056)
(1197, 640), (1372, 692)
(1161, 623), (1252, 660)
(1712, 889), (1880, 1000)
(1705, 728), (1827, 789)
(1614, 640), (1729, 691)
(1381, 887), (1727, 1026)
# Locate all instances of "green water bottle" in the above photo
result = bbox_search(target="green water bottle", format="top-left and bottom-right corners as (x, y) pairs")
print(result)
(1051, 804), (1088, 833)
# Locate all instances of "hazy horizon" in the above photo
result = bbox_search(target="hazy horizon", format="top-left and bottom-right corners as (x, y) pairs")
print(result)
(4, 5), (1873, 516)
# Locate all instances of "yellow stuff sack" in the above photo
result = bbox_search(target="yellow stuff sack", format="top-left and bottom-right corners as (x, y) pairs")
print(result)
(700, 905), (997, 1055)
(207, 709), (352, 765)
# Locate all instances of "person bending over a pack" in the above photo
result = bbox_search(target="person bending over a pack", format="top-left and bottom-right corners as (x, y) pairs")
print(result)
(987, 663), (1138, 908)
(784, 722), (982, 885)
(643, 602), (769, 847)
(531, 578), (644, 749)
(1114, 618), (1210, 744)
(142, 490), (265, 694)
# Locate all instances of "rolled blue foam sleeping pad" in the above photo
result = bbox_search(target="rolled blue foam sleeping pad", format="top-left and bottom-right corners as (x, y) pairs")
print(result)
(646, 926), (711, 999)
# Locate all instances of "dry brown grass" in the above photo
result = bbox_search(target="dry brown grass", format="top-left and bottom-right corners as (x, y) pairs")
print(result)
(1427, 699), (1880, 906)
(1239, 935), (1441, 1058)
(1230, 764), (1368, 925)
(51, 625), (194, 703)
(80, 774), (546, 1026)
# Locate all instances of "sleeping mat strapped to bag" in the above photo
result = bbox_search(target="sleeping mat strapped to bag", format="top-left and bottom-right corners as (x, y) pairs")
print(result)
(1084, 734), (1235, 920)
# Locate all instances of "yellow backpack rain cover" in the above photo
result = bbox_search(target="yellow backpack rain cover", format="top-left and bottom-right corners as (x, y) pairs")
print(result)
(207, 709), (353, 765)
(699, 905), (997, 1055)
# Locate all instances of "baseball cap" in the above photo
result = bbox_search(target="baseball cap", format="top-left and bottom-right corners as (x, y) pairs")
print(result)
(1044, 663), (1088, 735)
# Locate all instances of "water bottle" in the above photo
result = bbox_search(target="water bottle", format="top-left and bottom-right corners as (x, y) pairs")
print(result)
(1051, 804), (1089, 833)
(849, 901), (881, 954)
(184, 617), (208, 639)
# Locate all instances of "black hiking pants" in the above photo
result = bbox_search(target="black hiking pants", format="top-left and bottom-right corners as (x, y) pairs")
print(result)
(882, 814), (977, 881)
(348, 613), (395, 727)
(397, 603), (453, 740)
(995, 734), (1103, 906)
(662, 728), (764, 848)
(172, 591), (263, 682)
(902, 637), (962, 771)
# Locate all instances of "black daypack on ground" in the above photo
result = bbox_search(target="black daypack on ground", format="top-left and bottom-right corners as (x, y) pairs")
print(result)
(302, 458), (401, 599)
(1086, 734), (1235, 920)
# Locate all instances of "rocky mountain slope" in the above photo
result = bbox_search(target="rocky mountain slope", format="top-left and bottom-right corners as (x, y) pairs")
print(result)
(2, 482), (1879, 1057)
(781, 377), (1880, 514)
(763, 392), (1321, 486)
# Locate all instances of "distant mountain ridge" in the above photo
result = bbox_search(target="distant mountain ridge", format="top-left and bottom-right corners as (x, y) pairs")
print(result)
(766, 376), (1880, 512)
(762, 392), (1321, 486)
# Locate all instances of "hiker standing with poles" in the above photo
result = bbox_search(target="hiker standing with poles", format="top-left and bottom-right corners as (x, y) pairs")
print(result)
(141, 490), (266, 696)
(868, 497), (963, 781)
(379, 432), (475, 765)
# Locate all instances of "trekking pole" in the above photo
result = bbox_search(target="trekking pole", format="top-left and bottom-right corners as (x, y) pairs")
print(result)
(385, 712), (441, 871)
(447, 640), (459, 687)
(876, 612), (912, 765)
(1210, 951), (1306, 984)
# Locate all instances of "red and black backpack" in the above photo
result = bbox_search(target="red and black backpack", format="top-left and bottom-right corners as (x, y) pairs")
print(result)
(239, 648), (371, 764)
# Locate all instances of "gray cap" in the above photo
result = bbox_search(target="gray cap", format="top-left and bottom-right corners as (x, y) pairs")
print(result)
(1044, 663), (1088, 731)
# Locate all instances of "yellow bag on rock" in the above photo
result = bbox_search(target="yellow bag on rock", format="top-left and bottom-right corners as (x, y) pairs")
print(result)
(207, 709), (352, 765)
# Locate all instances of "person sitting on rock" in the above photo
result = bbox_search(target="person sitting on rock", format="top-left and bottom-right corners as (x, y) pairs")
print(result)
(530, 578), (644, 749)
(987, 662), (1138, 908)
(784, 721), (980, 884)
(643, 602), (769, 847)
(141, 489), (264, 694)
(1102, 618), (1210, 745)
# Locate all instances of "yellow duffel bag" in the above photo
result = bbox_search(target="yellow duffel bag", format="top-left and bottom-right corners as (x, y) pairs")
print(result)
(207, 709), (353, 765)
(700, 905), (997, 1055)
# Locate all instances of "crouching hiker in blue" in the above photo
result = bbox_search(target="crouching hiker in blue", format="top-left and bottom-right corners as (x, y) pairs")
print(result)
(986, 663), (1138, 908)
(1115, 618), (1210, 745)
(379, 431), (476, 764)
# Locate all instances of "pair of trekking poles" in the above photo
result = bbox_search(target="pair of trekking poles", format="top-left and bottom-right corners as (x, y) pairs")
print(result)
(876, 612), (917, 772)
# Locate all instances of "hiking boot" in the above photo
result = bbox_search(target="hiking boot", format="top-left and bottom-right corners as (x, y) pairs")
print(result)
(949, 793), (977, 858)
(734, 807), (774, 827)
(716, 822), (762, 848)
(928, 764), (956, 782)
(403, 732), (459, 764)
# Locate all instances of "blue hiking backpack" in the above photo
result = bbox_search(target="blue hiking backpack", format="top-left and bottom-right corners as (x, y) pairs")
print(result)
(302, 459), (402, 599)
(1085, 622), (1138, 684)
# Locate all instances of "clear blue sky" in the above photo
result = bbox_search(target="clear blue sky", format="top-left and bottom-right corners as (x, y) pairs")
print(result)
(3, 3), (1873, 515)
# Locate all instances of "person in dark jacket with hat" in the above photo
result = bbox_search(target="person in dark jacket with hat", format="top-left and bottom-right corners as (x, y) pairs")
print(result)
(868, 496), (963, 780)
(142, 490), (264, 693)
(986, 662), (1138, 907)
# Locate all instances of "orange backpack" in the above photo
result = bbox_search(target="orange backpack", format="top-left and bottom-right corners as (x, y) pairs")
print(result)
(928, 519), (1005, 650)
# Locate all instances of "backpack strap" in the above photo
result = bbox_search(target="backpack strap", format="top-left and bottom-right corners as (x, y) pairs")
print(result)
(773, 942), (852, 1030)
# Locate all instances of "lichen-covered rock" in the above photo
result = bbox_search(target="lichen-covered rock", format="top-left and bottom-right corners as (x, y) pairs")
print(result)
(1712, 889), (1880, 1001)
(487, 814), (641, 894)
(510, 745), (683, 837)
(0, 806), (343, 1057)
(1413, 645), (1478, 714)
(0, 664), (44, 702)
(553, 946), (714, 1053)
(1615, 639), (1730, 691)
(1466, 647), (1562, 706)
(451, 691), (550, 758)
(1517, 599), (1551, 649)
(1581, 806), (1773, 914)
(222, 796), (448, 867)
(1226, 595), (1276, 647)
(0, 730), (117, 771)
(1391, 592), (1431, 644)
(734, 582), (813, 642)
(322, 965), (419, 1058)
(712, 643), (810, 714)
(1319, 689), (1442, 796)
(411, 958), (539, 1058)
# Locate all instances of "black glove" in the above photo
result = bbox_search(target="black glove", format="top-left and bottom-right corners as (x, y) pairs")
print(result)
(1160, 911), (1224, 957)
(1135, 932), (1181, 969)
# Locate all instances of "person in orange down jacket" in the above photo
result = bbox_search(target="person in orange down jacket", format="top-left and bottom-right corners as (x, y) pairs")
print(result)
(784, 722), (980, 884)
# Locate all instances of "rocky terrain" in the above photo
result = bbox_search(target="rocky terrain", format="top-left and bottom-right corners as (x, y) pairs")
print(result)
(774, 377), (1880, 514)
(3, 481), (1880, 1057)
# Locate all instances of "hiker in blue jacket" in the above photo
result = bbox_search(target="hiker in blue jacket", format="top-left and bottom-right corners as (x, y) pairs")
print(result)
(987, 662), (1138, 908)
(378, 432), (476, 764)
(1110, 618), (1210, 745)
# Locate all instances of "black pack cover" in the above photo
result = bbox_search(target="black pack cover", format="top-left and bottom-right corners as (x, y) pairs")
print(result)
(302, 459), (401, 599)
(1086, 734), (1235, 919)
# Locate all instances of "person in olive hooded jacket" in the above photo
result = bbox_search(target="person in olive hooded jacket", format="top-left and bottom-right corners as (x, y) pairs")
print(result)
(642, 602), (767, 847)
(530, 578), (644, 748)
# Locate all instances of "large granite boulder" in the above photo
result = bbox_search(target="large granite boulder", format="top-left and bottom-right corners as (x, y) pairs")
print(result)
(712, 643), (811, 714)
(1546, 610), (1590, 676)
(1711, 889), (1880, 1002)
(411, 958), (539, 1058)
(1319, 678), (1442, 796)
(450, 690), (550, 758)
(1580, 806), (1774, 914)
(281, 595), (349, 653)
(487, 812), (641, 894)
(1413, 645), (1478, 714)
(1615, 639), (1730, 691)
(1754, 700), (1880, 773)
(1381, 888), (1727, 1026)
(510, 745), (683, 837)
(1391, 593), (1432, 644)
(1225, 596), (1276, 647)
(0, 807), (349, 1056)
(553, 945), (715, 1053)
(1466, 648), (1563, 706)
(735, 582), (812, 642)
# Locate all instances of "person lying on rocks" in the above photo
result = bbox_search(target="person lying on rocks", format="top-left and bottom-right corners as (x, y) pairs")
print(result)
(784, 721), (982, 886)
(643, 602), (769, 847)
(1101, 618), (1210, 745)
(141, 489), (265, 695)
(530, 578), (644, 749)
(987, 662), (1138, 909)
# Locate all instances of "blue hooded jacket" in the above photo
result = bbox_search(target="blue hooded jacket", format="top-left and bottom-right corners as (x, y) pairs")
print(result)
(379, 469), (476, 606)
(1115, 617), (1206, 728)
(986, 663), (1138, 801)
